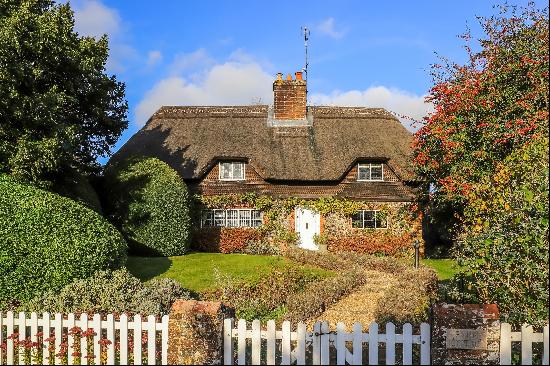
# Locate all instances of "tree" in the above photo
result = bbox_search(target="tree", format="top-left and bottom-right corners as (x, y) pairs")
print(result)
(0, 0), (128, 186)
(413, 3), (548, 238)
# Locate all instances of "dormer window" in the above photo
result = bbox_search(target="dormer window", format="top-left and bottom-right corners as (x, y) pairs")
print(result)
(357, 163), (384, 181)
(219, 162), (245, 181)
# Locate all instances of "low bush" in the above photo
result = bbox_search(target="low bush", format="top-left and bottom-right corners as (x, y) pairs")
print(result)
(284, 248), (438, 323)
(102, 157), (191, 256)
(194, 227), (264, 253)
(19, 269), (193, 316)
(327, 232), (412, 256)
(0, 175), (127, 304)
(240, 239), (281, 256)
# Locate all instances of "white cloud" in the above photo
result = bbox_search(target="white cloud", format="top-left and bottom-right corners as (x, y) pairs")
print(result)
(135, 54), (273, 126)
(316, 17), (347, 39)
(309, 86), (432, 131)
(169, 49), (214, 76)
(146, 50), (163, 67)
(73, 0), (120, 38)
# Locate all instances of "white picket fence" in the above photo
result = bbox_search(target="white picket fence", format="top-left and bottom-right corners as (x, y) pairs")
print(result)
(0, 311), (169, 365)
(223, 319), (431, 365)
(500, 323), (549, 365)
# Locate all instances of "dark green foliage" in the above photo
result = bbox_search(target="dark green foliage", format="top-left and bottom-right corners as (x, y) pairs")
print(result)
(51, 170), (103, 213)
(19, 269), (193, 316)
(103, 157), (191, 256)
(0, 175), (127, 304)
(456, 137), (549, 326)
(0, 0), (128, 186)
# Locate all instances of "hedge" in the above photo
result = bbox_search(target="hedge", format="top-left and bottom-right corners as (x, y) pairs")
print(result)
(102, 157), (191, 256)
(0, 175), (127, 304)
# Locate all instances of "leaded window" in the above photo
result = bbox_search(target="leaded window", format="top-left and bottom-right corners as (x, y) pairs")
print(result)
(219, 162), (245, 180)
(351, 210), (388, 229)
(357, 163), (384, 181)
(201, 209), (263, 228)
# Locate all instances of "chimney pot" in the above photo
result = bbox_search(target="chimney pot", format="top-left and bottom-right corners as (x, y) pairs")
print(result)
(295, 71), (303, 80)
(276, 72), (283, 81)
(286, 74), (292, 80)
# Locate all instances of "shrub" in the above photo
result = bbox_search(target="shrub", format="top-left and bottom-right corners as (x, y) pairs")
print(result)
(456, 137), (549, 326)
(20, 269), (193, 316)
(240, 239), (281, 256)
(284, 248), (438, 323)
(103, 157), (191, 256)
(194, 227), (264, 253)
(327, 232), (412, 256)
(0, 175), (127, 304)
(52, 170), (103, 213)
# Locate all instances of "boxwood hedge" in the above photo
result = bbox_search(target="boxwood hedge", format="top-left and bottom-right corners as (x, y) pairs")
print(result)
(102, 157), (191, 256)
(0, 175), (127, 304)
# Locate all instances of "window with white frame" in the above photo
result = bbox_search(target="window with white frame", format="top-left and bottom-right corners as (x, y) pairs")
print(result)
(351, 210), (388, 229)
(201, 209), (262, 228)
(219, 162), (245, 181)
(357, 163), (384, 181)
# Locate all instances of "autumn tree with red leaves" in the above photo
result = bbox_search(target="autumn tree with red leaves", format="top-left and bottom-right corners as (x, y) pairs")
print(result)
(414, 3), (549, 241)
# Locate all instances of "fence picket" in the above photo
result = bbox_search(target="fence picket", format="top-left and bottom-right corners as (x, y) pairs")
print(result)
(42, 312), (51, 365)
(296, 322), (307, 365)
(106, 314), (115, 365)
(92, 313), (101, 366)
(267, 320), (276, 365)
(6, 311), (14, 365)
(312, 321), (321, 365)
(29, 312), (38, 365)
(352, 322), (363, 365)
(161, 314), (169, 365)
(281, 320), (291, 365)
(67, 313), (76, 365)
(0, 312), (3, 364)
(251, 319), (261, 365)
(500, 322), (512, 365)
(18, 312), (26, 365)
(368, 322), (379, 365)
(402, 323), (413, 365)
(79, 313), (88, 365)
(120, 314), (129, 365)
(237, 319), (247, 365)
(224, 318), (234, 365)
(543, 325), (549, 366)
(147, 315), (156, 365)
(420, 322), (430, 365)
(386, 322), (396, 365)
(336, 322), (346, 365)
(133, 314), (143, 365)
(54, 313), (63, 365)
(320, 321), (330, 365)
(521, 324), (534, 365)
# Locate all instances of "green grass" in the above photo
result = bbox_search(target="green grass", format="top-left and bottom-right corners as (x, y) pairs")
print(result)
(421, 258), (459, 280)
(126, 252), (331, 293)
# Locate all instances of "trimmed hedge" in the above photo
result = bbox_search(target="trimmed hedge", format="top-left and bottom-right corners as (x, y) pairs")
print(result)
(103, 157), (191, 256)
(20, 269), (193, 316)
(0, 175), (127, 304)
(194, 227), (264, 253)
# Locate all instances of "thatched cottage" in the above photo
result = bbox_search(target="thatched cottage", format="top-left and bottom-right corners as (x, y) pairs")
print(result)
(111, 72), (422, 254)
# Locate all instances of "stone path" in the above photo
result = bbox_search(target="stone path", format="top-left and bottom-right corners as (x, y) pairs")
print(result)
(309, 270), (398, 329)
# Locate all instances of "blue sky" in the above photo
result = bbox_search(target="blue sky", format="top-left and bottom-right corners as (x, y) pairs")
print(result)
(67, 0), (544, 162)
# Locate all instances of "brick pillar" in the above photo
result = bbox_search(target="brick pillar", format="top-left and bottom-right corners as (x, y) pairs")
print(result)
(431, 303), (500, 365)
(167, 300), (234, 365)
(273, 72), (307, 120)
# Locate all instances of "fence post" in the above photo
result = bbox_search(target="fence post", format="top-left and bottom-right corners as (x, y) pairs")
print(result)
(167, 299), (234, 365)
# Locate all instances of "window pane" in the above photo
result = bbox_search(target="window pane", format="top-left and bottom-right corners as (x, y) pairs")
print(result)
(376, 212), (388, 228)
(357, 165), (370, 180)
(239, 210), (251, 227)
(370, 164), (383, 180)
(364, 211), (376, 228)
(232, 163), (244, 180)
(220, 163), (231, 179)
(251, 210), (262, 227)
(202, 210), (213, 227)
(352, 212), (364, 228)
(227, 210), (239, 227)
(214, 210), (226, 226)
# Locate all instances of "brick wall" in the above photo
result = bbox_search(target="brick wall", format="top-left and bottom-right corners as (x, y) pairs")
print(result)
(273, 73), (307, 120)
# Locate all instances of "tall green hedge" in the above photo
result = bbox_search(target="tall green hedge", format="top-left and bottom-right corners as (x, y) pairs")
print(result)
(0, 175), (127, 304)
(103, 157), (191, 256)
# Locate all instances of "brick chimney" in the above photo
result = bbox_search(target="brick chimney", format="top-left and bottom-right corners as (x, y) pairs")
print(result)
(273, 71), (307, 120)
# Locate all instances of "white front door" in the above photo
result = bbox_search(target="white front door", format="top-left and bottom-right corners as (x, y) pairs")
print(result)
(295, 208), (320, 250)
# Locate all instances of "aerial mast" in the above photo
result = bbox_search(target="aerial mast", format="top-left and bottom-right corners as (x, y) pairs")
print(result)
(301, 26), (310, 96)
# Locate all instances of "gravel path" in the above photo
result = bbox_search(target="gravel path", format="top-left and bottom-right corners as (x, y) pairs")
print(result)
(308, 270), (398, 330)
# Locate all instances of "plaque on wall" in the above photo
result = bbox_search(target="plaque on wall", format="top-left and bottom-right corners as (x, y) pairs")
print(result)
(446, 328), (488, 350)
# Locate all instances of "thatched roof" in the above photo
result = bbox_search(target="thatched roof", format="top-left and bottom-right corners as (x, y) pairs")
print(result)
(110, 106), (416, 182)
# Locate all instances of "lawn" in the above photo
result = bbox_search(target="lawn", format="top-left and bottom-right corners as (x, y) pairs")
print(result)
(421, 258), (459, 280)
(126, 252), (332, 293)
